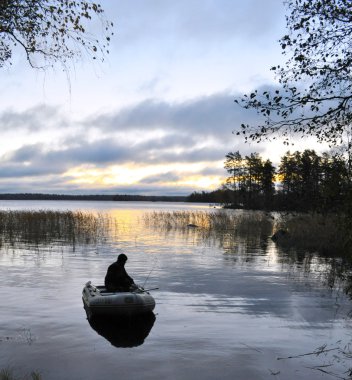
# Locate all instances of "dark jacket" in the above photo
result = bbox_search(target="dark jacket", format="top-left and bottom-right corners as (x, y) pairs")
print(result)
(104, 261), (134, 292)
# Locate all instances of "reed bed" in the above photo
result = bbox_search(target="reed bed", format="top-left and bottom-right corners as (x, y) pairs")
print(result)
(273, 213), (351, 257)
(0, 368), (41, 380)
(143, 210), (273, 236)
(0, 210), (114, 247)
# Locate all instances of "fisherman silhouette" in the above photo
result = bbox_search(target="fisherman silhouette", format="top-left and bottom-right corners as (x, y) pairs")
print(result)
(104, 253), (135, 292)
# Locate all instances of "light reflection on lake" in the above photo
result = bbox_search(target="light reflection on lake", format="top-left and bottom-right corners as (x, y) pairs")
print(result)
(0, 200), (351, 380)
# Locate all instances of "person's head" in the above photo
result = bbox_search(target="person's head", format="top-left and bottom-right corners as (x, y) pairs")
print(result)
(117, 253), (128, 263)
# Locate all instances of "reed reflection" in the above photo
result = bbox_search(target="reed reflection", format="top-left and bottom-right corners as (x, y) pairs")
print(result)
(143, 210), (352, 299)
(143, 209), (274, 251)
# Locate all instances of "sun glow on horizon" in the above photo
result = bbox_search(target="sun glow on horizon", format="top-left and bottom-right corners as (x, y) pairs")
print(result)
(63, 161), (224, 192)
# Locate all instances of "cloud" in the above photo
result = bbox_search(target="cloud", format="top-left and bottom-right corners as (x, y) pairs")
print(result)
(0, 174), (196, 195)
(0, 89), (271, 184)
(0, 89), (277, 148)
(139, 172), (181, 185)
(8, 143), (43, 162)
(0, 0), (292, 195)
(0, 87), (289, 194)
(87, 92), (262, 139)
(0, 105), (66, 132)
(0, 164), (58, 178)
(1, 136), (226, 177)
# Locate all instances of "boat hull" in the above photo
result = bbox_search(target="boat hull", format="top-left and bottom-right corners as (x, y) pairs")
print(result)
(82, 282), (155, 318)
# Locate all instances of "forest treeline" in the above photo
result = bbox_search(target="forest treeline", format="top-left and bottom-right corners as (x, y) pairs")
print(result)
(0, 193), (115, 201)
(1, 148), (349, 212)
(187, 149), (350, 212)
(0, 193), (187, 202)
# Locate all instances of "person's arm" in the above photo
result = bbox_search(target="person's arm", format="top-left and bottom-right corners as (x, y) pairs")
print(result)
(122, 267), (134, 284)
(126, 273), (134, 284)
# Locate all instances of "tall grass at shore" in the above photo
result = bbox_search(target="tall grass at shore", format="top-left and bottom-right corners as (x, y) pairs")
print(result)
(0, 368), (41, 380)
(0, 210), (114, 248)
(273, 213), (351, 257)
(144, 210), (352, 258)
(143, 210), (273, 236)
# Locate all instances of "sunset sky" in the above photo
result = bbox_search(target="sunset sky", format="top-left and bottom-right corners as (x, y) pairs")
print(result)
(0, 0), (328, 195)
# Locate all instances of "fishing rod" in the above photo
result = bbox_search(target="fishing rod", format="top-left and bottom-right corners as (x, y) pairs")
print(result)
(141, 287), (159, 292)
(142, 256), (158, 288)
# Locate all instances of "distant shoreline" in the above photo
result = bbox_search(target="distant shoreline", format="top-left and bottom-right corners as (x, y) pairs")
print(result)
(0, 193), (188, 202)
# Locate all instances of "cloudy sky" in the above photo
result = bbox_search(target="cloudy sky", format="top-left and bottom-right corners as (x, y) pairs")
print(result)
(0, 0), (327, 195)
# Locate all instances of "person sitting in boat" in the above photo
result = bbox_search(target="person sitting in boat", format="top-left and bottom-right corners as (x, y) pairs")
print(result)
(105, 253), (135, 292)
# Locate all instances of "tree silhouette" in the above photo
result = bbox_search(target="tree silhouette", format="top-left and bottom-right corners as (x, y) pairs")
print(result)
(224, 151), (275, 209)
(236, 0), (352, 147)
(224, 151), (246, 206)
(0, 0), (113, 70)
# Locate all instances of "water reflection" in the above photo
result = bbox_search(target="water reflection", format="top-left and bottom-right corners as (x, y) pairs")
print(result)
(86, 312), (156, 348)
(0, 202), (351, 380)
(142, 210), (352, 299)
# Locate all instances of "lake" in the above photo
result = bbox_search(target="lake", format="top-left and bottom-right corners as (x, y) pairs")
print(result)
(0, 200), (351, 380)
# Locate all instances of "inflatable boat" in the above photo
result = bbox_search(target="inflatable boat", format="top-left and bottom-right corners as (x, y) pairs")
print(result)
(82, 281), (156, 318)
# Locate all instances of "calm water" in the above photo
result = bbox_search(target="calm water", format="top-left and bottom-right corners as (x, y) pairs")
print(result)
(0, 201), (351, 380)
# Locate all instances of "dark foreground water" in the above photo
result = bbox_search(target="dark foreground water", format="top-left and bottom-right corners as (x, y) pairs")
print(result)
(0, 201), (351, 380)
